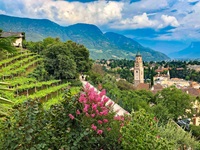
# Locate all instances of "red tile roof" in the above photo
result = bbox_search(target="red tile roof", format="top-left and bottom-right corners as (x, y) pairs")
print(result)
(182, 87), (200, 97)
(136, 83), (150, 90)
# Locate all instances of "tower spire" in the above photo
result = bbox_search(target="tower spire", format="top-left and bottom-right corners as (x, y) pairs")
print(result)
(136, 50), (141, 57)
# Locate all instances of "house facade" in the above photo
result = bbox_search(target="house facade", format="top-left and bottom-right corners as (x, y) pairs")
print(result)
(0, 32), (25, 47)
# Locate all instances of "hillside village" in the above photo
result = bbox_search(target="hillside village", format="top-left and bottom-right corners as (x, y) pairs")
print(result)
(1, 31), (200, 149)
(3, 31), (200, 124)
(97, 56), (200, 126)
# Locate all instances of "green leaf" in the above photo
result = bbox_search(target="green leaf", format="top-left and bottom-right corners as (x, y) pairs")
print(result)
(25, 134), (32, 141)
(30, 147), (36, 150)
(27, 128), (34, 133)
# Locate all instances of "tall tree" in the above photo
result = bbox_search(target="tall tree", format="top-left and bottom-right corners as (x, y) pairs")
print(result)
(150, 68), (154, 87)
(43, 42), (77, 80)
(65, 41), (92, 73)
(154, 86), (194, 121)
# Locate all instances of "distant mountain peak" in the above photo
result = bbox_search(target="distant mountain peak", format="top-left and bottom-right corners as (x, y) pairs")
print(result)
(68, 23), (103, 34)
(169, 41), (200, 59)
(0, 14), (169, 61)
(190, 41), (200, 48)
(71, 23), (99, 27)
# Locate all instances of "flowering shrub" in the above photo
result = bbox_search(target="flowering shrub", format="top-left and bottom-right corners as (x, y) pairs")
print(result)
(0, 84), (123, 150)
(1, 85), (198, 149)
(67, 83), (125, 149)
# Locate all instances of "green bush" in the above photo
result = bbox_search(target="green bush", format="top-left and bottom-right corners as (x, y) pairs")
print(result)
(121, 109), (171, 150)
(191, 125), (200, 140)
(0, 85), (123, 149)
(158, 121), (199, 149)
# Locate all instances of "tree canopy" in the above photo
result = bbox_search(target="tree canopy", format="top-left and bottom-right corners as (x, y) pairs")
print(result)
(25, 38), (92, 80)
(154, 86), (194, 121)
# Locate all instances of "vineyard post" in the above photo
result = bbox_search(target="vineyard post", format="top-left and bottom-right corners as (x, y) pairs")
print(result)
(26, 89), (29, 97)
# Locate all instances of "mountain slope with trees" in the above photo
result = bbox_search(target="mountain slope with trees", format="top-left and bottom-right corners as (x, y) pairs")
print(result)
(105, 32), (169, 61)
(0, 14), (169, 61)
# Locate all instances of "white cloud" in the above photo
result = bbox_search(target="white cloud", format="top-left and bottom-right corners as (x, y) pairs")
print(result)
(111, 13), (158, 29)
(0, 10), (6, 14)
(159, 15), (180, 28)
(0, 0), (200, 41)
(110, 13), (180, 30)
(122, 0), (170, 17)
(187, 0), (198, 2)
(161, 0), (200, 40)
(49, 1), (124, 25)
(0, 0), (124, 26)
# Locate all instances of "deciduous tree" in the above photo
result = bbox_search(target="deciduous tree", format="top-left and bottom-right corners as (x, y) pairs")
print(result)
(154, 86), (194, 121)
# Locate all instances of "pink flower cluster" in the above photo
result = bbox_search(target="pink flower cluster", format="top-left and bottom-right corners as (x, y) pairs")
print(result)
(68, 83), (128, 138)
(78, 83), (113, 135)
(114, 116), (125, 121)
(114, 115), (125, 128)
(69, 114), (75, 120)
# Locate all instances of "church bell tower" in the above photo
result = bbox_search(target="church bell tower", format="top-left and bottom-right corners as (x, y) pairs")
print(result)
(134, 52), (144, 87)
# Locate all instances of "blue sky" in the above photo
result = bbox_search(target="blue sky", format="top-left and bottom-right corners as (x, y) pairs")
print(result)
(0, 0), (200, 54)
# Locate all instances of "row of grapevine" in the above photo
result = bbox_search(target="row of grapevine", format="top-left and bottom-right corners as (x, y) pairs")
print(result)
(0, 55), (39, 73)
(0, 52), (35, 68)
(5, 77), (37, 87)
(0, 58), (43, 78)
(0, 49), (70, 106)
(42, 86), (81, 110)
(15, 83), (69, 104)
(15, 80), (61, 92)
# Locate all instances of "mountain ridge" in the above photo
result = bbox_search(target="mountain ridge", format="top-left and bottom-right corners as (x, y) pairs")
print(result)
(0, 14), (170, 61)
(169, 41), (200, 59)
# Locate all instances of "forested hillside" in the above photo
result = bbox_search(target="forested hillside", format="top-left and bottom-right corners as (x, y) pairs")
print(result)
(0, 14), (169, 61)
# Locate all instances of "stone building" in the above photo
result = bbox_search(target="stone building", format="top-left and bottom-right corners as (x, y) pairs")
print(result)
(0, 32), (25, 47)
(134, 52), (144, 87)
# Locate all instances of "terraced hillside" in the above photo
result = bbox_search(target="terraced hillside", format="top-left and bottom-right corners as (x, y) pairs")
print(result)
(0, 49), (70, 110)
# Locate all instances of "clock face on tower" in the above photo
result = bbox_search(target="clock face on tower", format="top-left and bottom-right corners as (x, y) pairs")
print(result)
(136, 64), (139, 67)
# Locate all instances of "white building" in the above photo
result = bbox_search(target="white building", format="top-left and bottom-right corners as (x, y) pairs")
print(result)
(0, 32), (25, 47)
